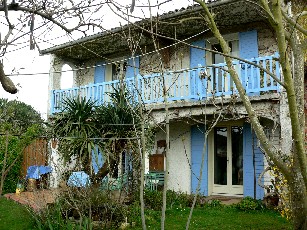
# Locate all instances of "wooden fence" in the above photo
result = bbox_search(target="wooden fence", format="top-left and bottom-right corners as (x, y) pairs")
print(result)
(21, 138), (48, 178)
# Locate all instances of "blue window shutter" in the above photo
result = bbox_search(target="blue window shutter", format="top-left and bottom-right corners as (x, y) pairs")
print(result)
(190, 40), (206, 98)
(243, 123), (264, 199)
(94, 62), (105, 83)
(125, 151), (133, 173)
(191, 125), (208, 195)
(239, 30), (258, 59)
(92, 146), (104, 175)
(126, 56), (140, 78)
(190, 40), (206, 68)
(239, 30), (259, 95)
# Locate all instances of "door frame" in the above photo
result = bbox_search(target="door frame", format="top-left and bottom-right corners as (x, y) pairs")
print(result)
(208, 121), (244, 196)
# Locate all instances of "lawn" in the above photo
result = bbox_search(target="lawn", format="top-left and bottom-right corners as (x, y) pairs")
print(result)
(133, 207), (292, 230)
(0, 197), (35, 230)
(0, 197), (292, 230)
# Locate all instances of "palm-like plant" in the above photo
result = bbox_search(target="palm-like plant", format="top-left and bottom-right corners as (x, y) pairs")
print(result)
(51, 88), (142, 185)
(51, 97), (98, 174)
(93, 87), (141, 181)
(95, 87), (141, 137)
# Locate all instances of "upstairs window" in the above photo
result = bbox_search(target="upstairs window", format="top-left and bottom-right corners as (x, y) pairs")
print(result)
(111, 62), (127, 81)
(61, 64), (73, 89)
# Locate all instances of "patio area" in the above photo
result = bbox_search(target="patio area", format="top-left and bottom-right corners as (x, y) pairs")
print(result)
(4, 188), (242, 212)
(4, 189), (60, 212)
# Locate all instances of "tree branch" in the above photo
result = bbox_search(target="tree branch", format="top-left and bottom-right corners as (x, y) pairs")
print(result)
(295, 10), (307, 20)
(282, 9), (307, 36)
(302, 38), (307, 49)
(3, 0), (13, 29)
(270, 0), (307, 189)
(194, 0), (292, 179)
(259, 0), (278, 26)
(0, 4), (97, 34)
(0, 62), (17, 94)
(107, 3), (285, 88)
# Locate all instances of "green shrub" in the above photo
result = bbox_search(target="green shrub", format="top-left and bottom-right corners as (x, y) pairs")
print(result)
(127, 201), (142, 226)
(236, 196), (265, 211)
(0, 99), (44, 194)
(134, 189), (205, 211)
(143, 189), (163, 210)
(34, 201), (93, 230)
(207, 199), (223, 208)
(0, 136), (25, 194)
(34, 187), (128, 229)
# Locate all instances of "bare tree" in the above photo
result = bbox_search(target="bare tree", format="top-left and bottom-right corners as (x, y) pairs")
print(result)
(113, 0), (306, 228)
(194, 0), (307, 229)
(0, 0), (108, 93)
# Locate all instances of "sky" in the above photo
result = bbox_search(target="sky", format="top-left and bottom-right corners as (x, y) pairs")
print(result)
(0, 0), (192, 120)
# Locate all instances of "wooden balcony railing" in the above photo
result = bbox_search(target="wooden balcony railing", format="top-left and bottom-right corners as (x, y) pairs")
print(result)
(50, 53), (280, 114)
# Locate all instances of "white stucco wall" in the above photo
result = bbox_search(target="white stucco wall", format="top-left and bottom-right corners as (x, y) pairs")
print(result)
(168, 44), (190, 70)
(76, 60), (96, 86)
(147, 122), (191, 193)
(261, 120), (283, 193)
(48, 140), (77, 188)
(48, 141), (62, 188)
(140, 44), (190, 75)
(258, 28), (278, 57)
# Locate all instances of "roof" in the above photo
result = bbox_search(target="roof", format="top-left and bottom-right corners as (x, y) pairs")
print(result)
(41, 0), (265, 61)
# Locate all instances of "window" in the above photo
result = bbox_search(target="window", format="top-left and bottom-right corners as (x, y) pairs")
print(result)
(60, 64), (73, 89)
(111, 62), (127, 81)
(206, 34), (239, 93)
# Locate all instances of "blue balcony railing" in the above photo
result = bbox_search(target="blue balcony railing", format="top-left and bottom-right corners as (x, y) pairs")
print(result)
(50, 54), (280, 114)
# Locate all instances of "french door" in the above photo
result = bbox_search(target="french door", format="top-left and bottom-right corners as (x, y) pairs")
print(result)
(212, 126), (243, 195)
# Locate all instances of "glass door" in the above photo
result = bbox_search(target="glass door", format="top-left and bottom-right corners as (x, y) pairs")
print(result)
(213, 126), (243, 195)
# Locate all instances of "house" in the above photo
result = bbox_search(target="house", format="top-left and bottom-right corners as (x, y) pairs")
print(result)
(41, 0), (291, 199)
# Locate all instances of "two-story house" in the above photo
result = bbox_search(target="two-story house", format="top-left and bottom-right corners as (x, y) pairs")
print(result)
(42, 0), (291, 199)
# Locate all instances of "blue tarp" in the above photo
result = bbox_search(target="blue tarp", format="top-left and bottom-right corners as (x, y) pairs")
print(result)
(67, 171), (91, 187)
(26, 165), (52, 179)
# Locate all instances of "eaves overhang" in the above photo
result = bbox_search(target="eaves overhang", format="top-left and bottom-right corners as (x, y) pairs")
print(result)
(41, 0), (266, 61)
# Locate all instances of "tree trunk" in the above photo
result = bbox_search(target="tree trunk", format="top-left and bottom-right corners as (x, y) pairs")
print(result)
(195, 1), (307, 228)
(288, 171), (307, 229)
(0, 63), (17, 94)
(91, 161), (111, 185)
(0, 133), (9, 195)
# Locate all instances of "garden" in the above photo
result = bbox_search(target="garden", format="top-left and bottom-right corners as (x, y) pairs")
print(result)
(0, 191), (292, 230)
(0, 92), (295, 229)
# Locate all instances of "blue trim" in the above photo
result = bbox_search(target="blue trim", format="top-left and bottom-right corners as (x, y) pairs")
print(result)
(243, 123), (264, 199)
(126, 56), (140, 78)
(50, 54), (281, 114)
(94, 62), (105, 84)
(190, 40), (206, 99)
(239, 30), (259, 95)
(92, 146), (104, 175)
(50, 90), (55, 114)
(191, 125), (208, 195)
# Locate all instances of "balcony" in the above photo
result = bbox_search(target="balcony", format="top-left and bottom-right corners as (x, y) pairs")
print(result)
(50, 54), (280, 114)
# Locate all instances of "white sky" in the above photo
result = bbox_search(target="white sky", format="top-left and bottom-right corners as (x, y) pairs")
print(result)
(0, 0), (192, 120)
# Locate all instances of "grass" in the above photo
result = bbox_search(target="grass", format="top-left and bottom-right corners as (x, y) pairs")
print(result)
(0, 196), (292, 230)
(0, 197), (35, 230)
(132, 206), (292, 230)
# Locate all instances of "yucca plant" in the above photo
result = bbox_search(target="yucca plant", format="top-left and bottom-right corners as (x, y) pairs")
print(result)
(92, 87), (142, 182)
(95, 87), (141, 137)
(51, 97), (99, 175)
(51, 88), (142, 185)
